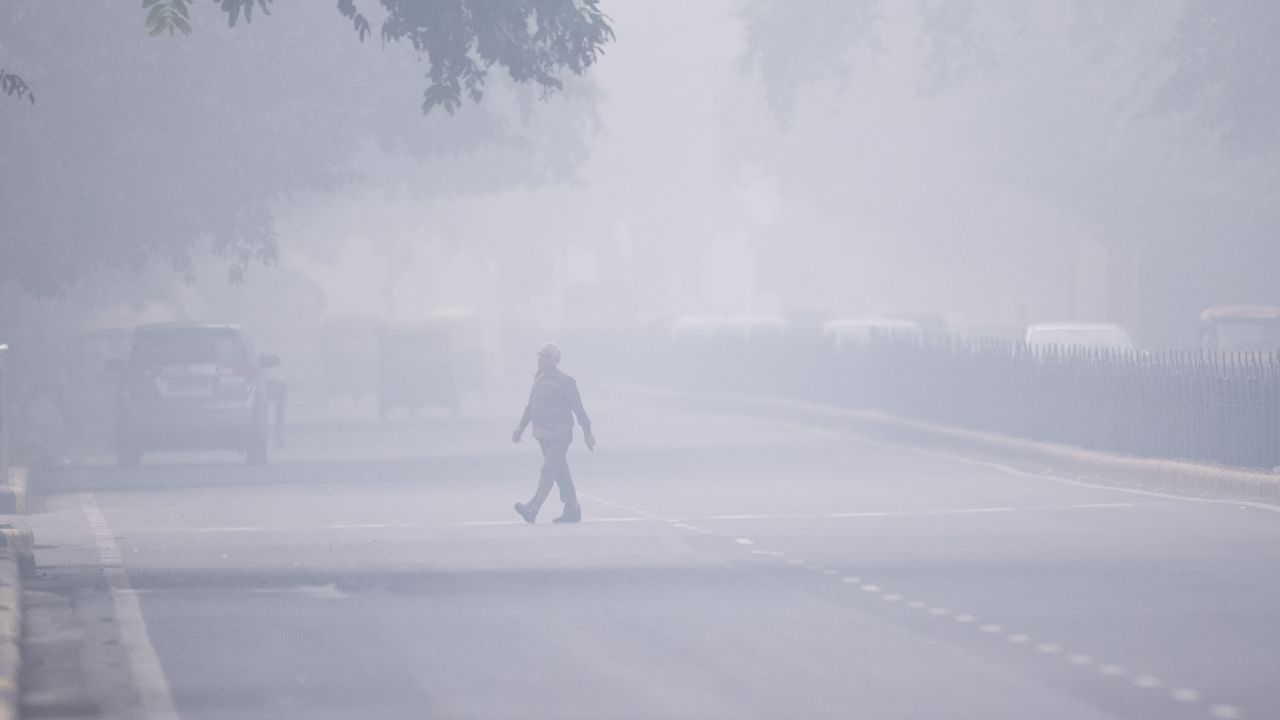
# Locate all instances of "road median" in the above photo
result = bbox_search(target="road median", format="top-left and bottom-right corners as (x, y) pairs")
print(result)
(615, 384), (1280, 502)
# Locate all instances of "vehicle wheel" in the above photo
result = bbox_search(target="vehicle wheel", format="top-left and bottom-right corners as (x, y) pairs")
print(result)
(117, 443), (142, 469)
(246, 433), (268, 466)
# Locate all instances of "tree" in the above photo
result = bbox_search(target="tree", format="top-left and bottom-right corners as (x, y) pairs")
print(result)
(143, 0), (614, 114)
(735, 1), (1280, 341)
(0, 1), (613, 295)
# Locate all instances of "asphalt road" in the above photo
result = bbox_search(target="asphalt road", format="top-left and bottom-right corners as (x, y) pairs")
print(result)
(20, 388), (1280, 720)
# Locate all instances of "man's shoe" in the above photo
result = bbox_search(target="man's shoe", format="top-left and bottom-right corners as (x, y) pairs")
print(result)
(552, 508), (581, 524)
(514, 502), (536, 524)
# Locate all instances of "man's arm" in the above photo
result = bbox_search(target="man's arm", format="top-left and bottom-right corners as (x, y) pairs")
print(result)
(512, 388), (534, 443)
(569, 379), (595, 450)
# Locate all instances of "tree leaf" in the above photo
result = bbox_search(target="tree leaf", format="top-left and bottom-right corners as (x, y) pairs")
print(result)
(145, 4), (168, 28)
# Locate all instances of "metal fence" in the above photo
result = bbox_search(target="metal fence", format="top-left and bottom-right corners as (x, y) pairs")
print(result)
(643, 331), (1280, 471)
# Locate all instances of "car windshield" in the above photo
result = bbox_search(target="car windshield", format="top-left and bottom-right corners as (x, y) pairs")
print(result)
(129, 328), (248, 367)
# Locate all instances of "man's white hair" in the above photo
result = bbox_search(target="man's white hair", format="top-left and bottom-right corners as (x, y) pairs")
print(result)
(536, 341), (562, 363)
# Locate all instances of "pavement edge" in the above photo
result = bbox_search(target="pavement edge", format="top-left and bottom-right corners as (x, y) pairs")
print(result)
(0, 550), (22, 720)
(618, 384), (1280, 500)
(0, 468), (26, 516)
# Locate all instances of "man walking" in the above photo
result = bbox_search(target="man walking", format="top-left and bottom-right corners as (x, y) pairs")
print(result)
(513, 342), (596, 524)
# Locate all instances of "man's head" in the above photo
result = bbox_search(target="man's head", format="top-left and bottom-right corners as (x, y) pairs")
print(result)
(536, 341), (562, 371)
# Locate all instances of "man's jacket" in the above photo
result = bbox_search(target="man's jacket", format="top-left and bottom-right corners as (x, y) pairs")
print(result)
(521, 367), (591, 442)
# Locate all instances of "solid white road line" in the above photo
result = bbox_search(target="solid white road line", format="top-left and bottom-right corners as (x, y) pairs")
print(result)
(80, 493), (182, 720)
(708, 502), (1137, 522)
(881, 436), (1280, 515)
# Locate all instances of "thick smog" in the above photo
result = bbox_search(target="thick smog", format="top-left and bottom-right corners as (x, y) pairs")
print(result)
(1, 2), (1278, 719)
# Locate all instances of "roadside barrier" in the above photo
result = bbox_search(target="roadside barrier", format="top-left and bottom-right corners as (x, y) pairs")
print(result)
(626, 331), (1280, 472)
(618, 384), (1280, 501)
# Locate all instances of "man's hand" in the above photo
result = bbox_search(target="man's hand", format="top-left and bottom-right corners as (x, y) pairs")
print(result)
(585, 431), (596, 452)
(511, 428), (523, 444)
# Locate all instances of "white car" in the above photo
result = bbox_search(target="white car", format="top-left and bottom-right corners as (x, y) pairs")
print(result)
(1024, 322), (1134, 351)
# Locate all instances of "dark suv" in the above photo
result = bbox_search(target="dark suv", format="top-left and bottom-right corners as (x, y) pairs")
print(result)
(113, 323), (279, 467)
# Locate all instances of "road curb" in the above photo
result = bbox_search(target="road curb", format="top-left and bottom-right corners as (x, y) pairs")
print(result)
(0, 468), (26, 516)
(619, 385), (1280, 501)
(0, 551), (22, 720)
(0, 527), (33, 581)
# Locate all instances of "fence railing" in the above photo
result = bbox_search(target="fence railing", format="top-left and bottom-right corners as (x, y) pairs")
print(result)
(634, 331), (1280, 471)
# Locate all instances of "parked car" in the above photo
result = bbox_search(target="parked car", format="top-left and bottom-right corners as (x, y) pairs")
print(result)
(1199, 305), (1280, 353)
(1024, 322), (1134, 351)
(113, 323), (279, 467)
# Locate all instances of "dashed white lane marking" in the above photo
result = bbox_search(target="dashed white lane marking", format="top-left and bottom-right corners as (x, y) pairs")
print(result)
(80, 494), (182, 720)
(589, 491), (1236, 720)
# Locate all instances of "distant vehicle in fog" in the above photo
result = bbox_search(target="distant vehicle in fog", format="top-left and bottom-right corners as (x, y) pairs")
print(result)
(1199, 305), (1280, 353)
(113, 323), (279, 468)
(724, 315), (789, 342)
(669, 314), (725, 341)
(1023, 322), (1134, 351)
(65, 328), (134, 448)
(376, 323), (459, 418)
(821, 317), (923, 354)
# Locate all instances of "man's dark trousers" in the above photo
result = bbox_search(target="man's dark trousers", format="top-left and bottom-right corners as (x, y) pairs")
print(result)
(529, 439), (579, 514)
